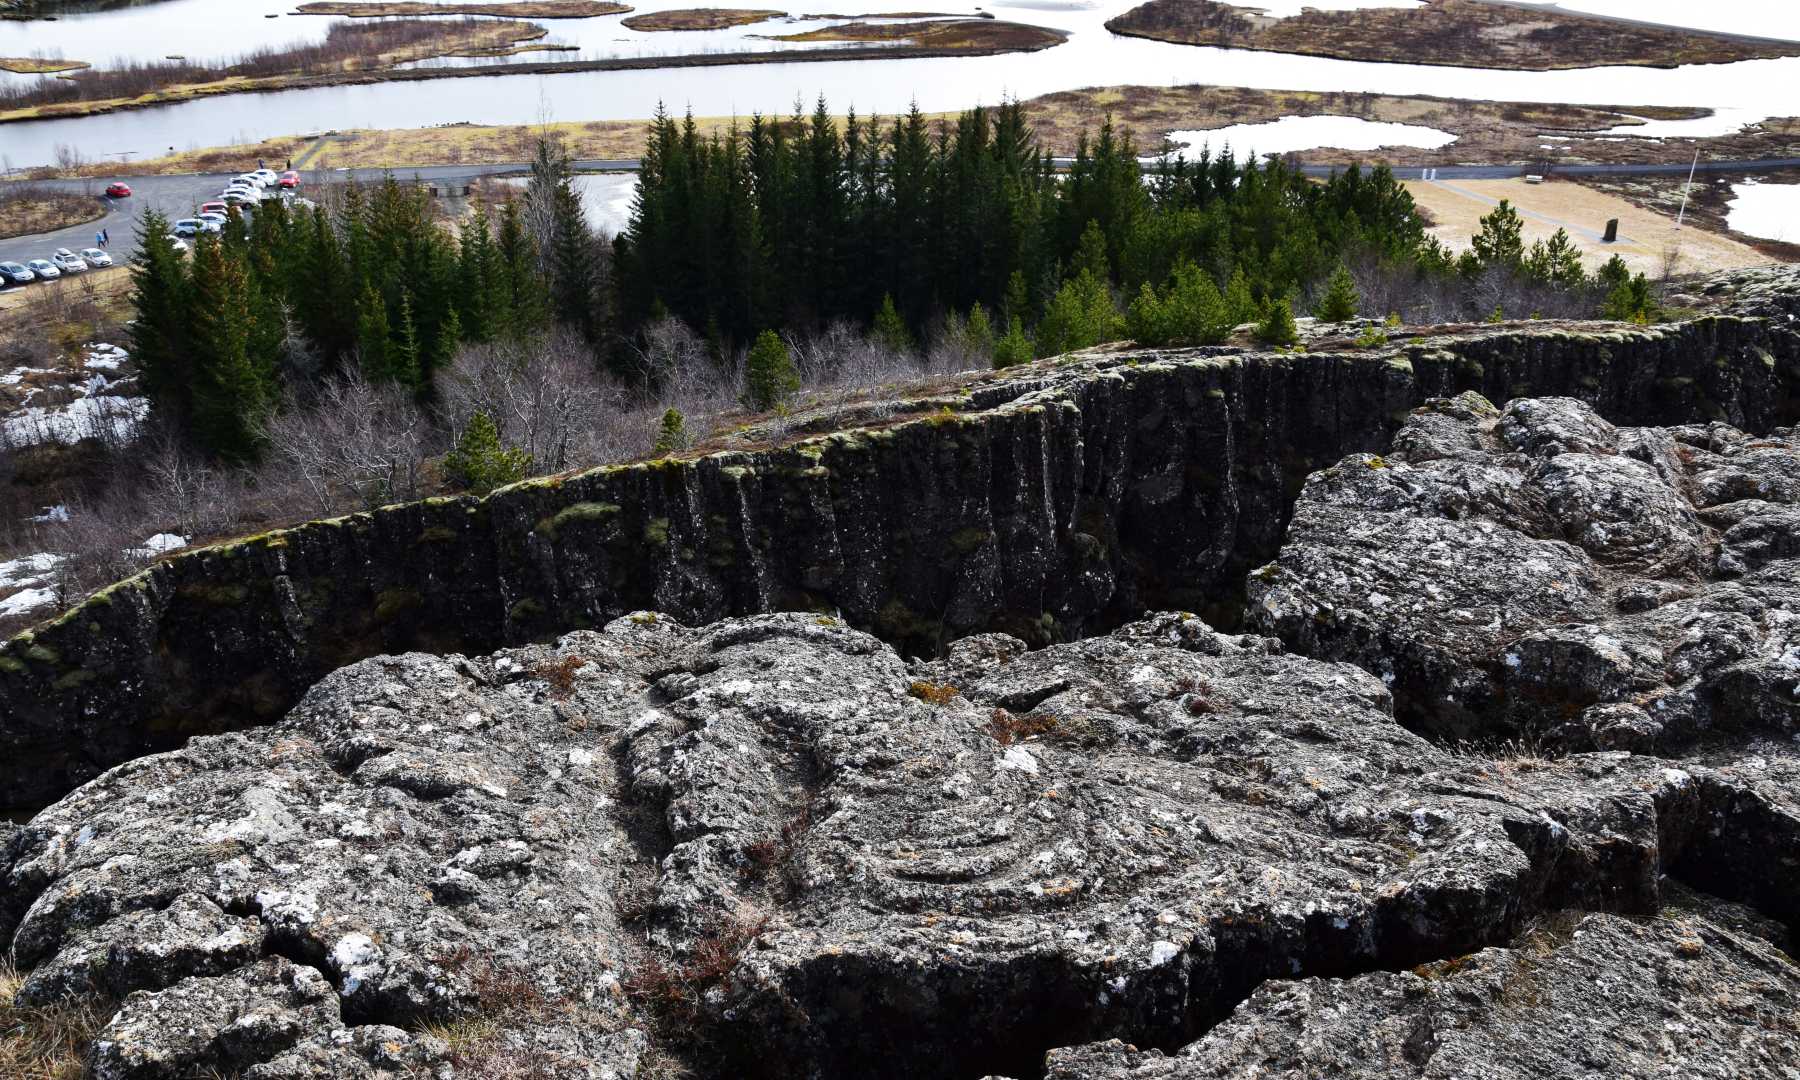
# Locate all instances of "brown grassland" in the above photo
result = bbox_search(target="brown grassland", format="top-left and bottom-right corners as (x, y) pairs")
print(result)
(1105, 0), (1800, 70)
(0, 56), (89, 74)
(294, 1), (631, 16)
(622, 7), (785, 30)
(0, 187), (104, 240)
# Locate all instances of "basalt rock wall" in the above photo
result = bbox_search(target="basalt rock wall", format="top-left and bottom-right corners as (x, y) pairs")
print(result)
(2, 315), (1796, 808)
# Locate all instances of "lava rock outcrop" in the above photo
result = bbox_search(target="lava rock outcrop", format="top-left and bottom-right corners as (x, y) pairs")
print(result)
(4, 307), (1798, 810)
(5, 611), (1795, 1078)
(1247, 392), (1800, 752)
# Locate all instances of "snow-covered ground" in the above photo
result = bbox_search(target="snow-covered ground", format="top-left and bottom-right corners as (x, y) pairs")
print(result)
(1, 343), (148, 450)
(0, 531), (188, 623)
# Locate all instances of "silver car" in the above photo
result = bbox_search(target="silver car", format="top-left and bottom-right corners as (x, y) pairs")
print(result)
(51, 248), (88, 274)
(0, 261), (33, 285)
(26, 258), (61, 280)
(80, 247), (113, 268)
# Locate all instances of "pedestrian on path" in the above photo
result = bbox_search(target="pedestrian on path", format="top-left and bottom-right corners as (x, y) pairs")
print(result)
(96, 231), (104, 249)
(102, 228), (110, 248)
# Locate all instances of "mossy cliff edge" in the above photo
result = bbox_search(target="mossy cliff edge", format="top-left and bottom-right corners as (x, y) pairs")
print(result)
(2, 311), (1797, 808)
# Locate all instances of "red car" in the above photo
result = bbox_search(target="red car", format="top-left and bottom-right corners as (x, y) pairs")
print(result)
(105, 182), (132, 198)
(199, 201), (228, 216)
(278, 170), (301, 189)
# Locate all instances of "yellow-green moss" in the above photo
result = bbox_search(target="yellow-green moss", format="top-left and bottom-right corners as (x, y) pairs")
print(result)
(536, 501), (622, 541)
(179, 582), (250, 606)
(53, 668), (96, 690)
(643, 518), (671, 548)
(0, 655), (26, 675)
(416, 526), (460, 545)
(374, 587), (423, 622)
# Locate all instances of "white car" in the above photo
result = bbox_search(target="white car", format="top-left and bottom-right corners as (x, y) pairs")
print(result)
(198, 212), (227, 227)
(79, 247), (113, 268)
(26, 258), (61, 280)
(222, 189), (261, 207)
(233, 173), (264, 188)
(172, 217), (222, 237)
(51, 248), (88, 274)
(250, 168), (279, 187)
(165, 234), (190, 254)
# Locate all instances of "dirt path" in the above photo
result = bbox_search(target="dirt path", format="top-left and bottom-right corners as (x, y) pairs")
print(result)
(1404, 176), (1774, 276)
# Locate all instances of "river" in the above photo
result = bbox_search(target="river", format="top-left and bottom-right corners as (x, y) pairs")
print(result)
(1, 0), (1796, 169)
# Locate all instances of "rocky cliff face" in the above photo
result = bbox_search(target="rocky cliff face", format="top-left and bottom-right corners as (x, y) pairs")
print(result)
(5, 266), (1800, 1075)
(3, 308), (1798, 811)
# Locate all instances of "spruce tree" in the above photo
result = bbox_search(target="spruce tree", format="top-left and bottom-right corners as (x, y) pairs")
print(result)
(1314, 265), (1359, 323)
(1255, 297), (1300, 346)
(1072, 219), (1111, 283)
(963, 303), (995, 358)
(743, 330), (798, 411)
(129, 210), (194, 426)
(1223, 269), (1258, 326)
(872, 293), (913, 354)
(188, 238), (273, 461)
(1034, 271), (1121, 358)
(390, 290), (422, 389)
(356, 284), (390, 379)
(445, 411), (530, 494)
(1165, 264), (1233, 344)
(1472, 199), (1525, 269)
(993, 316), (1033, 368)
(654, 407), (688, 454)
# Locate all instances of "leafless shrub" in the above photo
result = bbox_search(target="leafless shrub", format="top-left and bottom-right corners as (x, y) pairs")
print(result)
(264, 371), (433, 515)
(440, 329), (626, 476)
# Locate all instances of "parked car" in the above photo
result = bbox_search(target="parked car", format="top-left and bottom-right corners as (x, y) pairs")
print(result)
(172, 218), (204, 237)
(167, 236), (189, 254)
(197, 212), (227, 227)
(105, 182), (132, 198)
(26, 259), (61, 280)
(50, 248), (88, 273)
(234, 174), (266, 189)
(80, 247), (113, 268)
(278, 170), (301, 189)
(222, 190), (260, 207)
(199, 200), (228, 216)
(0, 262), (34, 285)
(251, 168), (279, 187)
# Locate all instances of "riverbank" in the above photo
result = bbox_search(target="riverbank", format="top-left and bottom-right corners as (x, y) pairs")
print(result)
(293, 1), (632, 16)
(0, 18), (554, 123)
(20, 84), (1800, 179)
(0, 56), (89, 73)
(0, 19), (1067, 126)
(1105, 0), (1800, 70)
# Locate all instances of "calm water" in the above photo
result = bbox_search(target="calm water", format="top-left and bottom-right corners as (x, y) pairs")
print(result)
(1726, 181), (1800, 243)
(1, 0), (1796, 168)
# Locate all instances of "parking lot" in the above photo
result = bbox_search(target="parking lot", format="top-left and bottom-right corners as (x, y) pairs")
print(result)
(0, 168), (312, 285)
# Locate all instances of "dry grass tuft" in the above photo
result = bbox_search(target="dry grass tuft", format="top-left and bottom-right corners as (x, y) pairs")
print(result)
(907, 680), (959, 706)
(0, 959), (109, 1080)
(532, 653), (590, 700)
(988, 707), (1060, 745)
(622, 914), (770, 1028)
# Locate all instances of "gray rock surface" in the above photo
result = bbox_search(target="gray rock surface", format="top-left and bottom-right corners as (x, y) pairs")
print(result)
(1248, 393), (1800, 751)
(4, 609), (1796, 1078)
(1040, 892), (1799, 1080)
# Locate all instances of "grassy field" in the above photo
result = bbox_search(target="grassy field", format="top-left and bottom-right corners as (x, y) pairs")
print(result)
(769, 18), (1053, 48)
(0, 187), (103, 240)
(0, 56), (89, 74)
(622, 7), (785, 30)
(1577, 169), (1800, 262)
(294, 1), (630, 16)
(32, 84), (1800, 180)
(1106, 0), (1800, 70)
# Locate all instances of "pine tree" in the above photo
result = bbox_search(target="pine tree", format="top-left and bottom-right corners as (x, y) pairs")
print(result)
(1314, 265), (1359, 323)
(654, 407), (688, 454)
(1255, 297), (1299, 346)
(872, 293), (913, 354)
(1223, 268), (1258, 326)
(445, 411), (530, 494)
(1126, 283), (1168, 346)
(743, 329), (798, 411)
(1472, 199), (1525, 269)
(1072, 218), (1111, 283)
(1163, 264), (1233, 345)
(497, 198), (547, 336)
(963, 303), (995, 358)
(1003, 269), (1032, 327)
(1035, 271), (1121, 358)
(993, 315), (1034, 368)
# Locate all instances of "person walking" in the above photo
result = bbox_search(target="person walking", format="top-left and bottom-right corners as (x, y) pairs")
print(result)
(102, 227), (110, 247)
(97, 230), (105, 249)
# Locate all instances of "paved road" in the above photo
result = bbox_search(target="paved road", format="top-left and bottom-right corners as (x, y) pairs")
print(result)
(6, 155), (1798, 274)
